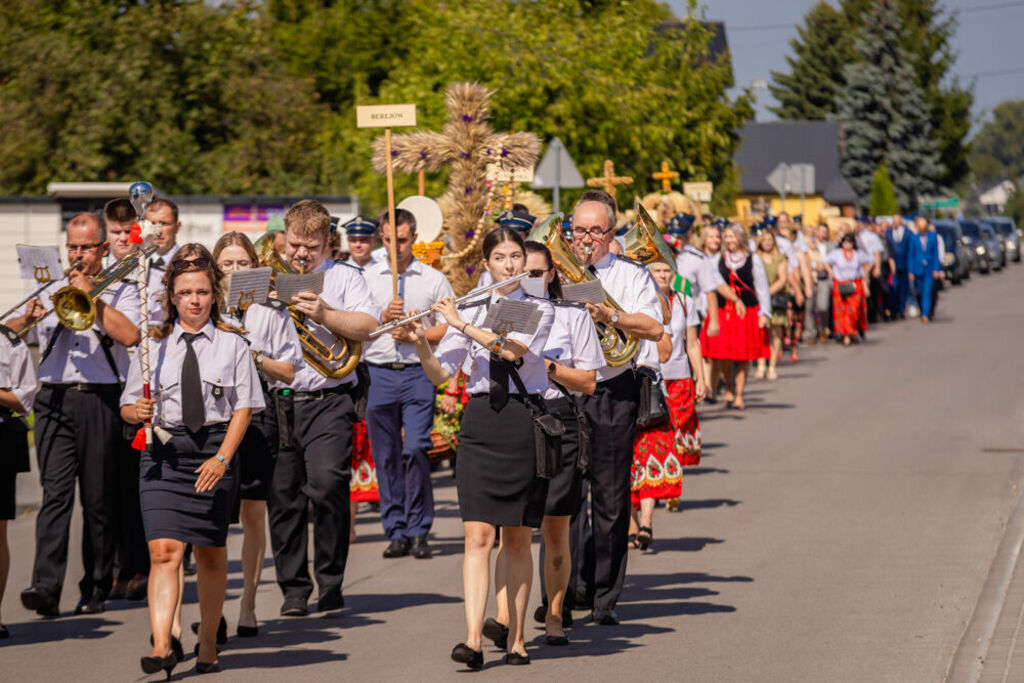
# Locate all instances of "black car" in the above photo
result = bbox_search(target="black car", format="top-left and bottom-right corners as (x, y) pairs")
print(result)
(980, 216), (1021, 263)
(933, 220), (970, 284)
(959, 219), (1002, 273)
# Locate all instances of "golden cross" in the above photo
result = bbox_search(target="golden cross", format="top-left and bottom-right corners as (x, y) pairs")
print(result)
(652, 160), (680, 194)
(585, 160), (634, 199)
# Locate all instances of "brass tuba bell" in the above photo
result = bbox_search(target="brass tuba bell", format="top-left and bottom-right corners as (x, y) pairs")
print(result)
(621, 203), (680, 274)
(526, 214), (638, 367)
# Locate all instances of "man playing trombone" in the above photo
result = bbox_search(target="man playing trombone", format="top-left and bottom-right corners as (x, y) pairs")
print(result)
(7, 212), (140, 617)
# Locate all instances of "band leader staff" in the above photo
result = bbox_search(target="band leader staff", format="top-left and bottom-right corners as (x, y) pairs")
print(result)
(121, 244), (264, 677)
(569, 192), (664, 625)
(8, 212), (141, 618)
(363, 208), (454, 560)
(267, 200), (380, 618)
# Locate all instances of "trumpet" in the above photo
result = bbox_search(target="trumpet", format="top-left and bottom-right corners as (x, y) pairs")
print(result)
(254, 233), (361, 380)
(368, 271), (533, 339)
(527, 214), (639, 367)
(0, 259), (83, 323)
(18, 249), (155, 337)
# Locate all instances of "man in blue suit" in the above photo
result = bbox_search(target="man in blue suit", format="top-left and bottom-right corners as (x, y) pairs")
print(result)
(908, 215), (942, 323)
(885, 213), (914, 318)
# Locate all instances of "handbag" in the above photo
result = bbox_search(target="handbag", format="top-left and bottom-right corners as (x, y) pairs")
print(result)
(771, 292), (789, 312)
(551, 379), (593, 473)
(636, 366), (670, 429)
(838, 282), (857, 297)
(505, 360), (565, 480)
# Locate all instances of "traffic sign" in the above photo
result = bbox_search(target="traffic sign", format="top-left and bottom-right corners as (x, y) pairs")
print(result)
(531, 137), (584, 213)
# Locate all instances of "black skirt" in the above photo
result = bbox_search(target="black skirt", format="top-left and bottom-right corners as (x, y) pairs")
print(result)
(456, 395), (548, 528)
(237, 390), (277, 502)
(140, 424), (237, 547)
(543, 397), (582, 517)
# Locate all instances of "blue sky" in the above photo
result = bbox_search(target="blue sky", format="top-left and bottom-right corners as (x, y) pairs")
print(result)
(668, 0), (1024, 129)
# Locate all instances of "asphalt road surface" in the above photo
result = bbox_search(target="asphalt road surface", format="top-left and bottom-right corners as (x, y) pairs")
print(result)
(2, 265), (1022, 681)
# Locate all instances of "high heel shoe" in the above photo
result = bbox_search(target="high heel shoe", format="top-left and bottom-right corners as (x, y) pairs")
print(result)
(148, 634), (184, 663)
(140, 652), (177, 679)
(195, 660), (222, 674)
(482, 617), (509, 649)
(191, 616), (228, 644)
(636, 526), (653, 551)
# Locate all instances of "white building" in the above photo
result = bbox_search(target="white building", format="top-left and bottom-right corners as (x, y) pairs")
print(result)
(979, 179), (1016, 214)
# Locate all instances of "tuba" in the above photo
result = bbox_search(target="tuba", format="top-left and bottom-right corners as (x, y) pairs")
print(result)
(254, 233), (361, 380)
(527, 214), (638, 367)
(621, 203), (680, 274)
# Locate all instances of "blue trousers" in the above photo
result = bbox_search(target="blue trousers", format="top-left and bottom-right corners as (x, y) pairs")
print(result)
(890, 270), (909, 316)
(915, 272), (935, 318)
(365, 365), (436, 540)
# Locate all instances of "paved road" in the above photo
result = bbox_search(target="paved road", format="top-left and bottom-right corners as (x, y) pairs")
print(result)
(2, 265), (1023, 681)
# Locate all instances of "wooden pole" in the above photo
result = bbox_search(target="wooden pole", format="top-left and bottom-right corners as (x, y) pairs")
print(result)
(418, 168), (426, 196)
(385, 127), (399, 299)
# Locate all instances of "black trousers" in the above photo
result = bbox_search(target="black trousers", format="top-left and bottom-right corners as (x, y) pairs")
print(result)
(578, 370), (639, 613)
(115, 429), (149, 579)
(31, 383), (121, 600)
(267, 390), (355, 600)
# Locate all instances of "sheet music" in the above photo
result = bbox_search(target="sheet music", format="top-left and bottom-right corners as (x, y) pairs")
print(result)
(226, 267), (272, 311)
(561, 280), (606, 305)
(481, 299), (541, 335)
(275, 272), (324, 303)
(16, 244), (63, 282)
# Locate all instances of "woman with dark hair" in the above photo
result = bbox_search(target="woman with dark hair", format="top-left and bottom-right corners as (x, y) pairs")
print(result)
(405, 227), (555, 669)
(484, 241), (602, 648)
(213, 232), (301, 639)
(824, 233), (873, 346)
(121, 243), (264, 676)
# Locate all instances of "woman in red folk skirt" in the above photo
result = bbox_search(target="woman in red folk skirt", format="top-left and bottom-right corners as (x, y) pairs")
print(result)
(824, 233), (873, 347)
(349, 419), (378, 543)
(630, 263), (707, 551)
(699, 223), (771, 410)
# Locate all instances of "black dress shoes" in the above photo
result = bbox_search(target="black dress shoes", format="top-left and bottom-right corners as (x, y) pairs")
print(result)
(592, 609), (620, 625)
(503, 652), (531, 665)
(450, 642), (483, 669)
(190, 616), (228, 644)
(533, 603), (573, 626)
(74, 594), (105, 615)
(317, 587), (344, 611)
(280, 595), (308, 617)
(482, 617), (509, 650)
(410, 536), (432, 559)
(20, 587), (59, 617)
(140, 652), (177, 679)
(195, 660), (222, 674)
(382, 538), (410, 558)
(237, 624), (259, 638)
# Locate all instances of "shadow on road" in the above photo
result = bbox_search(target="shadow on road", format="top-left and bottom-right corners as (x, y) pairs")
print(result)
(635, 536), (724, 553)
(674, 498), (740, 511)
(344, 591), (461, 616)
(683, 467), (730, 475)
(0, 615), (122, 645)
(220, 648), (348, 671)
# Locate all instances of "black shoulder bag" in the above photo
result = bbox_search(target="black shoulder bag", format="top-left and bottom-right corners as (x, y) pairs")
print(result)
(636, 365), (670, 429)
(502, 359), (565, 480)
(550, 379), (593, 474)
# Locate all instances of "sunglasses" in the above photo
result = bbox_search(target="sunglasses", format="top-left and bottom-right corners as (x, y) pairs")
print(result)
(527, 268), (550, 277)
(170, 257), (211, 271)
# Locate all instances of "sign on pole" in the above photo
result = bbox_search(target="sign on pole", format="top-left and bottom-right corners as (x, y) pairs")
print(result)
(486, 164), (535, 184)
(683, 181), (713, 203)
(766, 162), (815, 213)
(358, 104), (418, 297)
(531, 137), (584, 213)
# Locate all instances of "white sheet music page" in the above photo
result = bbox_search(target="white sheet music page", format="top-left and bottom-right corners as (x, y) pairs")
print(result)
(227, 267), (272, 311)
(482, 299), (541, 335)
(561, 280), (606, 305)
(275, 272), (325, 303)
(16, 244), (63, 281)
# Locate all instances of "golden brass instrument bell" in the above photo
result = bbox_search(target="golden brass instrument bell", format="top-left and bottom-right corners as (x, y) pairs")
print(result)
(621, 203), (680, 273)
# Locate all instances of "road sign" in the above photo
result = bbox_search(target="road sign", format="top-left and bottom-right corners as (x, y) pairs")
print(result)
(531, 137), (584, 213)
(683, 181), (713, 202)
(921, 197), (959, 209)
(355, 104), (417, 129)
(766, 163), (815, 196)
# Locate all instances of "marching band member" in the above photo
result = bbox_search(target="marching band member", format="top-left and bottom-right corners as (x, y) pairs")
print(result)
(213, 232), (302, 638)
(406, 227), (555, 669)
(103, 198), (140, 265)
(0, 322), (38, 638)
(343, 216), (381, 269)
(568, 192), (663, 625)
(121, 243), (263, 676)
(363, 208), (454, 559)
(267, 200), (380, 618)
(8, 212), (140, 618)
(144, 198), (182, 322)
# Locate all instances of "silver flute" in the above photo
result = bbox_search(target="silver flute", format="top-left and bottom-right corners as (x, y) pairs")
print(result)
(368, 270), (533, 339)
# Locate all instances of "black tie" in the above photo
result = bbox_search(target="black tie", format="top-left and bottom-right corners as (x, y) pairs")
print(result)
(489, 356), (510, 412)
(152, 257), (165, 270)
(180, 332), (205, 432)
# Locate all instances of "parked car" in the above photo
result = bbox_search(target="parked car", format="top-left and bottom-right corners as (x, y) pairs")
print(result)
(959, 219), (1003, 273)
(980, 216), (1021, 263)
(933, 220), (970, 284)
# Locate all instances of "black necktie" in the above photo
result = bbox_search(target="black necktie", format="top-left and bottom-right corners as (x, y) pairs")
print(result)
(152, 257), (165, 270)
(180, 332), (205, 432)
(489, 356), (510, 412)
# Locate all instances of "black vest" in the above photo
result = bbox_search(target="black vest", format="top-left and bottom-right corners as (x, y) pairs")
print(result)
(717, 255), (760, 308)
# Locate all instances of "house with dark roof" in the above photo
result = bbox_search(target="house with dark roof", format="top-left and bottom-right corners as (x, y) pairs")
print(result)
(733, 120), (858, 224)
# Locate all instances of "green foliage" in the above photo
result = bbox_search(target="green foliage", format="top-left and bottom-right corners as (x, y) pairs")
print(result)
(969, 100), (1024, 185)
(868, 163), (898, 215)
(1003, 185), (1023, 227)
(0, 0), (751, 216)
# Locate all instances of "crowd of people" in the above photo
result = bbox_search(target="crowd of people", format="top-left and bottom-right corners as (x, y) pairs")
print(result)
(0, 188), (964, 674)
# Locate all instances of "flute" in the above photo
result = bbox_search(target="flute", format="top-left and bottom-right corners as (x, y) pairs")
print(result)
(369, 270), (533, 339)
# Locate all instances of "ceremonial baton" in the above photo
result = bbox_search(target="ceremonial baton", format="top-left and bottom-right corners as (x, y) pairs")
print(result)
(128, 181), (157, 449)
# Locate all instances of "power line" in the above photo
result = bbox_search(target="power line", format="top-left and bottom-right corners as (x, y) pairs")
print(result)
(724, 0), (1024, 32)
(959, 0), (1024, 14)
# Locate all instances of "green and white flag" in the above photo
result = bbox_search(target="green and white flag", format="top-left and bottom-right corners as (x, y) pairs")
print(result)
(671, 273), (692, 296)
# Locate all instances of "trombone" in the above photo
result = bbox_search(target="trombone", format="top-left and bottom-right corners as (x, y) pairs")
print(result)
(18, 247), (157, 337)
(0, 259), (83, 323)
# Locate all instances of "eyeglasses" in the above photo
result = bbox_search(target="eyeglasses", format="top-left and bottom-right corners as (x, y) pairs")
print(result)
(170, 257), (211, 271)
(571, 226), (612, 240)
(66, 243), (104, 254)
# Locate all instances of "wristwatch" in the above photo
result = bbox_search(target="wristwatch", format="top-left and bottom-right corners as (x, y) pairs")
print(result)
(253, 351), (264, 368)
(609, 310), (620, 326)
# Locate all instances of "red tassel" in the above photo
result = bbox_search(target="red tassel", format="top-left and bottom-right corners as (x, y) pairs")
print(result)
(131, 427), (147, 451)
(129, 221), (143, 244)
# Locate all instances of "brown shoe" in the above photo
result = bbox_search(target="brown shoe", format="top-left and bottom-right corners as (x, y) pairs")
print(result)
(921, 316), (930, 324)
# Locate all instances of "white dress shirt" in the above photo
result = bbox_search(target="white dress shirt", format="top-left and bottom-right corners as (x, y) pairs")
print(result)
(776, 235), (801, 269)
(858, 229), (885, 257)
(120, 319), (264, 427)
(0, 327), (38, 412)
(363, 257), (455, 365)
(826, 249), (873, 281)
(675, 245), (725, 316)
(226, 300), (303, 391)
(541, 300), (603, 401)
(434, 286), (554, 395)
(23, 279), (140, 384)
(588, 253), (663, 382)
(660, 293), (701, 380)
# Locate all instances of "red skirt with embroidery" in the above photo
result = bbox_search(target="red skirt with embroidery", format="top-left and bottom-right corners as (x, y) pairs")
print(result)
(832, 279), (867, 336)
(631, 378), (702, 506)
(350, 420), (379, 503)
(700, 303), (768, 361)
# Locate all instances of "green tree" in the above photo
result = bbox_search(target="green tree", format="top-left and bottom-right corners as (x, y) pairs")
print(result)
(768, 2), (853, 120)
(869, 163), (898, 215)
(969, 100), (1024, 185)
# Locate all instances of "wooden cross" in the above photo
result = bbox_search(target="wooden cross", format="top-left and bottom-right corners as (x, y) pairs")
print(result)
(585, 160), (634, 199)
(652, 160), (680, 194)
